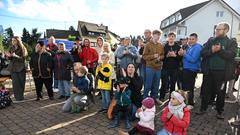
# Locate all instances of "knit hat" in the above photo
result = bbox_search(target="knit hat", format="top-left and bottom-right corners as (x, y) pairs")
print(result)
(142, 97), (155, 109)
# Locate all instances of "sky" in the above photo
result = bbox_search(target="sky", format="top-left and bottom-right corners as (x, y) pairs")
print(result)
(0, 0), (239, 37)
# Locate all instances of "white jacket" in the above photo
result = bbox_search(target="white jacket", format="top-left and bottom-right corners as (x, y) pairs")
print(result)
(135, 106), (156, 130)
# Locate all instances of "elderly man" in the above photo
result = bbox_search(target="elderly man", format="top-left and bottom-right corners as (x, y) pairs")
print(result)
(197, 22), (237, 119)
(115, 37), (138, 69)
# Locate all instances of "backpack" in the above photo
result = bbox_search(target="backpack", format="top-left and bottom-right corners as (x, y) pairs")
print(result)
(0, 90), (12, 109)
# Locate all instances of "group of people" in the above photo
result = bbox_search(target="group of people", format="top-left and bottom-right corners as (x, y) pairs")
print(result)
(2, 21), (240, 135)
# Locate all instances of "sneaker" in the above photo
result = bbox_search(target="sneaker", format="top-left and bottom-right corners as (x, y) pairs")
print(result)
(98, 109), (107, 113)
(53, 88), (59, 93)
(233, 88), (238, 92)
(155, 99), (163, 105)
(216, 113), (224, 120)
(58, 95), (65, 99)
(118, 130), (129, 135)
(231, 120), (240, 126)
(196, 110), (207, 115)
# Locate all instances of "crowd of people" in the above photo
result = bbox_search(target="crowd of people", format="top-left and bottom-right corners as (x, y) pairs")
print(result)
(1, 21), (240, 135)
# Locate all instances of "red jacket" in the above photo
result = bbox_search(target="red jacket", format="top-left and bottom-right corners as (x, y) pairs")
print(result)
(79, 47), (98, 69)
(161, 106), (190, 135)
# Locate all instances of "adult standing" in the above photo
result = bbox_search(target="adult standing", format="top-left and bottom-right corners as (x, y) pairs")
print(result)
(160, 32), (181, 101)
(143, 30), (164, 104)
(178, 33), (202, 109)
(54, 42), (73, 99)
(197, 22), (237, 119)
(95, 37), (104, 56)
(115, 37), (138, 70)
(30, 41), (54, 101)
(5, 36), (28, 101)
(144, 29), (152, 43)
(136, 37), (145, 81)
(70, 37), (82, 63)
(79, 38), (98, 74)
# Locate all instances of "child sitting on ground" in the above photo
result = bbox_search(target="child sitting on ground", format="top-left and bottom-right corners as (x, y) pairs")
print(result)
(108, 77), (132, 129)
(119, 97), (156, 135)
(0, 84), (12, 109)
(62, 64), (90, 113)
(157, 90), (190, 135)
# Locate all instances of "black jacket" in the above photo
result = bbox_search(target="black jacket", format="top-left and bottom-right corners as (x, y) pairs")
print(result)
(127, 73), (143, 108)
(53, 51), (73, 81)
(7, 46), (26, 73)
(201, 36), (237, 81)
(70, 44), (82, 62)
(30, 51), (53, 78)
(163, 42), (181, 70)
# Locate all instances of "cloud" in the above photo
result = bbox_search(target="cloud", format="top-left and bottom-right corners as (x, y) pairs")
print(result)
(0, 1), (4, 9)
(7, 0), (236, 37)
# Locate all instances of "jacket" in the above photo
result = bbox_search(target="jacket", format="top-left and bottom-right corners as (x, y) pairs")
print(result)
(53, 51), (73, 81)
(127, 73), (143, 108)
(115, 45), (138, 69)
(73, 75), (90, 94)
(143, 40), (164, 70)
(96, 63), (113, 90)
(70, 44), (82, 62)
(163, 42), (181, 70)
(7, 46), (26, 73)
(79, 47), (98, 69)
(201, 37), (237, 81)
(136, 106), (156, 131)
(47, 43), (58, 57)
(115, 88), (131, 106)
(161, 107), (190, 135)
(183, 43), (203, 72)
(30, 51), (53, 78)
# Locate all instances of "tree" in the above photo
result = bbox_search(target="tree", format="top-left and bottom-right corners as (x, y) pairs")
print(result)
(22, 28), (30, 44)
(28, 28), (41, 47)
(2, 27), (14, 49)
(69, 26), (75, 31)
(0, 35), (3, 51)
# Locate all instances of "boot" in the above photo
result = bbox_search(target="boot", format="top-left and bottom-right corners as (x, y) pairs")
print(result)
(118, 130), (129, 135)
(125, 116), (131, 129)
(108, 114), (120, 128)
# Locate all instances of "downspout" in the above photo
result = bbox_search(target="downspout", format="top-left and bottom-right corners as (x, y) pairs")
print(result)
(230, 12), (234, 38)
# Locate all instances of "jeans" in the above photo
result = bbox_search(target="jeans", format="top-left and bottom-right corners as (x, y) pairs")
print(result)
(157, 129), (178, 135)
(58, 80), (71, 97)
(139, 63), (146, 83)
(62, 95), (88, 112)
(144, 67), (161, 99)
(101, 90), (111, 110)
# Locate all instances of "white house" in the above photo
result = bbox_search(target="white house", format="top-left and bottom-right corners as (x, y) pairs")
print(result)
(160, 0), (240, 44)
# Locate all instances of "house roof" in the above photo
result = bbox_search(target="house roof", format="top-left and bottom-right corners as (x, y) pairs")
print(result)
(78, 21), (108, 35)
(160, 0), (240, 30)
(160, 0), (211, 30)
(46, 29), (80, 39)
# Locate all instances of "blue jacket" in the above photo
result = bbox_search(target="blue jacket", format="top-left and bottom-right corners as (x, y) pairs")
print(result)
(73, 76), (90, 94)
(115, 45), (138, 69)
(115, 88), (131, 106)
(183, 43), (202, 72)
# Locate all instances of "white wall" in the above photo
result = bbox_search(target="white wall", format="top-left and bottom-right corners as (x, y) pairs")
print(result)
(184, 0), (240, 44)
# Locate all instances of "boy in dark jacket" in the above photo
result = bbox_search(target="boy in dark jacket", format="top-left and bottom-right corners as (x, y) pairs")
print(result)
(109, 77), (132, 129)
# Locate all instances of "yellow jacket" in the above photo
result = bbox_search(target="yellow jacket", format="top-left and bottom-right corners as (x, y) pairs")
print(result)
(96, 63), (113, 90)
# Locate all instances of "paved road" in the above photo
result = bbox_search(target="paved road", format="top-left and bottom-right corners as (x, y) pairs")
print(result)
(0, 74), (240, 135)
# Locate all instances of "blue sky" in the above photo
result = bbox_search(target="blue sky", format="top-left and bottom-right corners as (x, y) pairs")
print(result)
(0, 0), (239, 37)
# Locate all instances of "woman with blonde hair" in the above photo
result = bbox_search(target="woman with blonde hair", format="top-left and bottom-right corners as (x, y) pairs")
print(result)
(5, 36), (28, 101)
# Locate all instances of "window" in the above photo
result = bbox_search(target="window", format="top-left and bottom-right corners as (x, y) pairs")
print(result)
(177, 29), (181, 35)
(170, 16), (175, 24)
(216, 11), (224, 17)
(176, 13), (182, 21)
(162, 19), (169, 28)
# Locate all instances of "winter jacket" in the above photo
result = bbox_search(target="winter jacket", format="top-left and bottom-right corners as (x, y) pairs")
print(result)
(161, 106), (190, 135)
(79, 47), (98, 69)
(30, 51), (53, 78)
(47, 43), (58, 57)
(163, 42), (181, 70)
(127, 73), (143, 108)
(53, 51), (73, 81)
(7, 46), (26, 73)
(183, 43), (202, 72)
(201, 36), (237, 81)
(73, 75), (90, 94)
(96, 63), (113, 90)
(115, 45), (138, 69)
(115, 88), (131, 106)
(136, 106), (156, 131)
(143, 40), (164, 70)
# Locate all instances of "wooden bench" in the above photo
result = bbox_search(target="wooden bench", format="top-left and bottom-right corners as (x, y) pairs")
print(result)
(0, 76), (10, 83)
